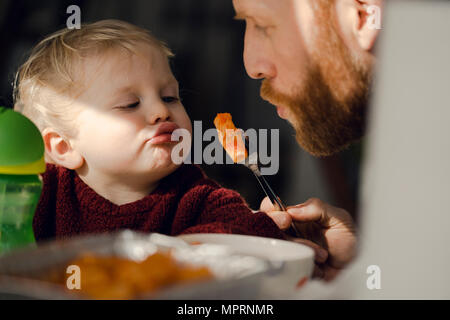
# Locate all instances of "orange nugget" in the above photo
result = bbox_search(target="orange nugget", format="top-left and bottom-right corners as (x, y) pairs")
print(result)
(214, 113), (248, 163)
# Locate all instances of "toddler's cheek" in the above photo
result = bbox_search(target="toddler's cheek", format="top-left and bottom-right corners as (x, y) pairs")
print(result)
(83, 145), (132, 171)
(175, 107), (192, 132)
(179, 120), (193, 140)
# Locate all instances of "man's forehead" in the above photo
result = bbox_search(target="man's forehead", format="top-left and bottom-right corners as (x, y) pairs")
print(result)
(232, 0), (274, 19)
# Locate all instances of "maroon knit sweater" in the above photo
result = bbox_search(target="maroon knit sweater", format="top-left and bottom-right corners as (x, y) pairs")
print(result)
(33, 164), (285, 241)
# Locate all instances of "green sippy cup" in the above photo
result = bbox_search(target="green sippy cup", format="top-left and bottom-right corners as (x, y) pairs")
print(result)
(0, 106), (45, 254)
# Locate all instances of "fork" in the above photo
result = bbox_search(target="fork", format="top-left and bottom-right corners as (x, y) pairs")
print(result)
(242, 138), (302, 238)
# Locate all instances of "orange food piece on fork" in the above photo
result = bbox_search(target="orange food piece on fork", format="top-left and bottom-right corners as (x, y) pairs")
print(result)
(214, 113), (248, 163)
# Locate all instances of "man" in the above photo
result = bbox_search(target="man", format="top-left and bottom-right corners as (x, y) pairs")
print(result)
(232, 0), (382, 281)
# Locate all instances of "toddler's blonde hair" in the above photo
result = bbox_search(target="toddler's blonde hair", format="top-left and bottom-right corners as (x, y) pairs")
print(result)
(13, 19), (174, 137)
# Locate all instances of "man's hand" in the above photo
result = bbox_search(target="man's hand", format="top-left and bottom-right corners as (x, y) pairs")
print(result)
(260, 197), (357, 282)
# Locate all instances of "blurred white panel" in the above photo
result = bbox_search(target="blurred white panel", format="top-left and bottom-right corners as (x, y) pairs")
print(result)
(350, 0), (450, 299)
(294, 0), (450, 299)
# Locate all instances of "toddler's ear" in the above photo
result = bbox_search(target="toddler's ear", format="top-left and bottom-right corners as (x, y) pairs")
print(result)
(42, 128), (84, 170)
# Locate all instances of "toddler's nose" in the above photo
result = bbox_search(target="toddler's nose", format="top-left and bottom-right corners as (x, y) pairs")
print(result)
(147, 102), (171, 125)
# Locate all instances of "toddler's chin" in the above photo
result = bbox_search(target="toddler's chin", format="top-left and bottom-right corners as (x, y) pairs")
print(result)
(152, 144), (179, 164)
(148, 154), (180, 176)
(129, 143), (184, 178)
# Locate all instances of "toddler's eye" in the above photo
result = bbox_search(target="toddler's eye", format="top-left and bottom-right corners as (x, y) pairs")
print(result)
(116, 101), (140, 110)
(162, 96), (179, 104)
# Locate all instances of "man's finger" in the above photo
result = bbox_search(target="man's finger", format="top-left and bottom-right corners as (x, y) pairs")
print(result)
(322, 266), (341, 282)
(260, 196), (275, 212)
(287, 198), (328, 225)
(290, 237), (328, 263)
(312, 265), (324, 279)
(312, 265), (340, 282)
(266, 210), (292, 230)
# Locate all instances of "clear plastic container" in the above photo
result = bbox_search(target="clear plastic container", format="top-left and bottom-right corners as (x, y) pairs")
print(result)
(0, 174), (42, 254)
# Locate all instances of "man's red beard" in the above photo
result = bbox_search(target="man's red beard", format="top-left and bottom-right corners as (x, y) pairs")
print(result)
(261, 2), (374, 157)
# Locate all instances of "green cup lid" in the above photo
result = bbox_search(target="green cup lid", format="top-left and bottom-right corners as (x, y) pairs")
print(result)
(0, 106), (45, 174)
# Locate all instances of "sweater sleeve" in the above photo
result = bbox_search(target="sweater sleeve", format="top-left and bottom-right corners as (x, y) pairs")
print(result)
(173, 175), (286, 240)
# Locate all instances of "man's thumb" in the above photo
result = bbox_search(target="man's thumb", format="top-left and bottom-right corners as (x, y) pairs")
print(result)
(287, 198), (326, 223)
(266, 211), (292, 230)
(260, 196), (275, 212)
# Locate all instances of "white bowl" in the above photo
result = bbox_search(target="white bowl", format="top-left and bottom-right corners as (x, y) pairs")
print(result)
(178, 233), (315, 298)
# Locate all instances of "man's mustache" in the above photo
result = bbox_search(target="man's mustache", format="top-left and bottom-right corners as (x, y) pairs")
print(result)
(260, 79), (295, 109)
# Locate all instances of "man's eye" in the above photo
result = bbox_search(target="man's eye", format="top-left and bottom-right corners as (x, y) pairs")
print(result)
(117, 101), (140, 110)
(255, 24), (269, 35)
(162, 96), (180, 103)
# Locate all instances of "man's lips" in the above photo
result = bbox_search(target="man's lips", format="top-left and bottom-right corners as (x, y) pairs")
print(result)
(147, 122), (180, 145)
(276, 106), (289, 120)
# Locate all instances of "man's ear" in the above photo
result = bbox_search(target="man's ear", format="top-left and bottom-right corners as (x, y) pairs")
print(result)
(354, 0), (383, 52)
(42, 128), (84, 170)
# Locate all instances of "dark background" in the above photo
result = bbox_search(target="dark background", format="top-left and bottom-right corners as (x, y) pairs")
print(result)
(0, 0), (362, 222)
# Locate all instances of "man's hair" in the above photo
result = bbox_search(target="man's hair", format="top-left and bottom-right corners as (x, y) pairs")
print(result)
(13, 19), (173, 136)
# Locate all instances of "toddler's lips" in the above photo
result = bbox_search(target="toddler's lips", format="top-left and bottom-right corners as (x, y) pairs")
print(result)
(147, 122), (180, 145)
(148, 134), (174, 145)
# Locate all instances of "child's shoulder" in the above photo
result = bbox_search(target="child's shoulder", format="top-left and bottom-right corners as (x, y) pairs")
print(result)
(40, 163), (73, 182)
(168, 164), (248, 206)
(39, 164), (78, 196)
(167, 164), (220, 190)
(43, 163), (63, 174)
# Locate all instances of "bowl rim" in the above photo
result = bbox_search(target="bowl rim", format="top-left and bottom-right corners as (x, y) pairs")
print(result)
(177, 233), (315, 262)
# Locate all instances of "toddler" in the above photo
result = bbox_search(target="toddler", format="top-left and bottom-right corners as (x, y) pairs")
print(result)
(13, 20), (285, 241)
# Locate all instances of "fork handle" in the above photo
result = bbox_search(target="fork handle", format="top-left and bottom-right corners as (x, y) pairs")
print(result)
(250, 168), (302, 237)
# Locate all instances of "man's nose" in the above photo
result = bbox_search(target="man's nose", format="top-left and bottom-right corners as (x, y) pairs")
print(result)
(147, 101), (171, 125)
(243, 30), (276, 80)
